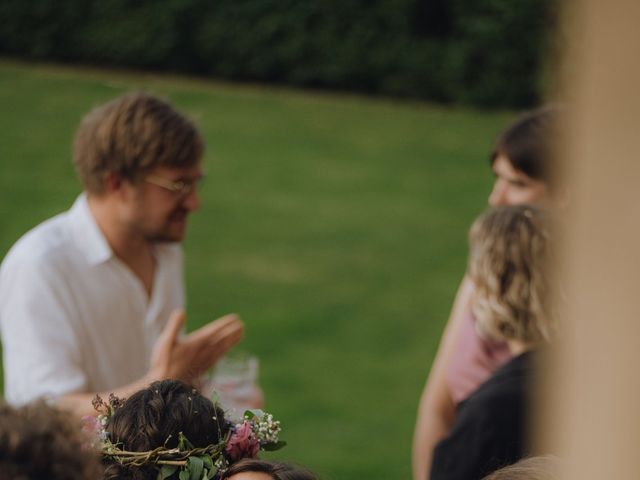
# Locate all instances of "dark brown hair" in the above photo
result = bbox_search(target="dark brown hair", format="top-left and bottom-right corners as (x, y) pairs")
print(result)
(73, 92), (203, 194)
(491, 106), (560, 183)
(0, 401), (102, 479)
(224, 459), (319, 480)
(103, 380), (228, 480)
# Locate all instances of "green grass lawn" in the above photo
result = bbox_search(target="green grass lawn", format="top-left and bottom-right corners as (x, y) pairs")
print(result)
(0, 60), (514, 479)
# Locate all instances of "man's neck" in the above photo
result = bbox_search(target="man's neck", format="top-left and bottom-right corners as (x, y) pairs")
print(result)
(87, 194), (156, 296)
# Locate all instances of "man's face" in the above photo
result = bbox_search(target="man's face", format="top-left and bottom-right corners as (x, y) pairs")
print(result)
(125, 164), (203, 243)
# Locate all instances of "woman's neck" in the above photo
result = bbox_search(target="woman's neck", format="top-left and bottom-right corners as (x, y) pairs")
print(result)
(507, 340), (533, 356)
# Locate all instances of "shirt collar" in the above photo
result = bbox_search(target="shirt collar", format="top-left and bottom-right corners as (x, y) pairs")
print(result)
(68, 193), (113, 265)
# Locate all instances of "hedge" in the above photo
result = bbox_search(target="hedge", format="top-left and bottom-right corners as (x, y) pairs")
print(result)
(0, 0), (556, 107)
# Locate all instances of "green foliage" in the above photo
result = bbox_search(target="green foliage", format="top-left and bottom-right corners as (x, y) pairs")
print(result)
(158, 465), (178, 480)
(186, 456), (204, 480)
(444, 0), (556, 106)
(262, 441), (287, 452)
(0, 0), (556, 107)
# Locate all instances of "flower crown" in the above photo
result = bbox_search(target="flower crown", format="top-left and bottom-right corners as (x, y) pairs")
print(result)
(84, 393), (286, 480)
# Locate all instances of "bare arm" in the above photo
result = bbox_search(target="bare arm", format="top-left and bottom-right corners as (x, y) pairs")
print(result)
(57, 310), (244, 417)
(412, 276), (474, 480)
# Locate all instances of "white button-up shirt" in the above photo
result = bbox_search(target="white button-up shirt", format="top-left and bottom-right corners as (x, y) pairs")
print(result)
(0, 194), (184, 405)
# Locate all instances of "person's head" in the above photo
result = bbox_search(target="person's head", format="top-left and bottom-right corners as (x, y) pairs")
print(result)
(468, 205), (556, 349)
(103, 380), (229, 480)
(489, 106), (560, 207)
(73, 92), (204, 242)
(0, 401), (102, 479)
(482, 455), (560, 480)
(74, 92), (203, 195)
(224, 459), (319, 480)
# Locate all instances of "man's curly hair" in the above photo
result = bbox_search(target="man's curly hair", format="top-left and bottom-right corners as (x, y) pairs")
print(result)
(0, 401), (102, 479)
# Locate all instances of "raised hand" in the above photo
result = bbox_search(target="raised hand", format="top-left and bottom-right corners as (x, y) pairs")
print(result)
(149, 309), (244, 382)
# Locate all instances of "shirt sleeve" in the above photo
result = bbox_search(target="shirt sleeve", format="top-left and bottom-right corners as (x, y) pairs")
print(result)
(0, 254), (88, 405)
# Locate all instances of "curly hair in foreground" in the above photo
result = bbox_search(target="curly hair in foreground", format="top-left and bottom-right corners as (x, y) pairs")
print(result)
(0, 401), (102, 480)
(102, 379), (229, 480)
(483, 455), (561, 480)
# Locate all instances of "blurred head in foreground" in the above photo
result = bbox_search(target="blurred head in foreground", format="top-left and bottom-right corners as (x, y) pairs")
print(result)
(0, 401), (102, 479)
(483, 455), (561, 480)
(223, 459), (319, 480)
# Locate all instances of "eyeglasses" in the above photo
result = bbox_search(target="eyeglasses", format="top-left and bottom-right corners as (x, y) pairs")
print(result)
(145, 174), (204, 196)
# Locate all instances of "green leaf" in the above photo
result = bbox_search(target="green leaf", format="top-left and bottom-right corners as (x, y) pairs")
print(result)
(178, 432), (194, 450)
(157, 465), (179, 480)
(188, 456), (204, 480)
(179, 470), (190, 480)
(206, 465), (218, 479)
(261, 440), (287, 451)
(243, 409), (263, 420)
(201, 455), (213, 470)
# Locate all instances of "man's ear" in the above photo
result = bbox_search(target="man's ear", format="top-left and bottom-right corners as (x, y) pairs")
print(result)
(104, 172), (123, 193)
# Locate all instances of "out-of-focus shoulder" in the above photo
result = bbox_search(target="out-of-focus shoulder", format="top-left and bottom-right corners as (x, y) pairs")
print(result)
(1, 211), (73, 270)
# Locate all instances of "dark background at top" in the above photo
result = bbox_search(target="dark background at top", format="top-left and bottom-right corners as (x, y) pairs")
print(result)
(0, 0), (557, 107)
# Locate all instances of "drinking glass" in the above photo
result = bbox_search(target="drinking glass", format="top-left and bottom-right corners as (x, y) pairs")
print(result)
(203, 351), (264, 421)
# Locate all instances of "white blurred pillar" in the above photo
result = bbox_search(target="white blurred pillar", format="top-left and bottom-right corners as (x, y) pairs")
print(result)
(545, 0), (640, 478)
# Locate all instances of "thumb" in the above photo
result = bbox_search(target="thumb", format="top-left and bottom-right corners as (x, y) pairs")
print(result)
(152, 309), (185, 370)
(162, 309), (186, 344)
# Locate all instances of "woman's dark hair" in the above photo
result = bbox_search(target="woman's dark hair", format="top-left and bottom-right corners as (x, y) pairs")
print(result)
(103, 379), (229, 480)
(223, 459), (319, 480)
(491, 105), (561, 183)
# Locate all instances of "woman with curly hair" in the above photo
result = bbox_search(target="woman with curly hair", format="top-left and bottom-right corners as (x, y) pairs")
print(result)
(430, 205), (557, 480)
(413, 106), (563, 480)
(0, 401), (102, 479)
(100, 379), (284, 480)
(102, 379), (230, 480)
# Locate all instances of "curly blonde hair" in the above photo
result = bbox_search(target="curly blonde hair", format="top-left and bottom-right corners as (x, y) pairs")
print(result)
(468, 205), (555, 345)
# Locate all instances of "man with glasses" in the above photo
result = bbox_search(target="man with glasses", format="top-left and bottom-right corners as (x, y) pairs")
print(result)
(0, 93), (243, 416)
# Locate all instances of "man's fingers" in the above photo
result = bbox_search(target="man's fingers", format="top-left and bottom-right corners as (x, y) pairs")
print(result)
(201, 321), (244, 367)
(186, 313), (244, 343)
(207, 319), (244, 350)
(185, 315), (244, 373)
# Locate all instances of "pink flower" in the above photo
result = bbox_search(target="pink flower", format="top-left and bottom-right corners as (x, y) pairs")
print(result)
(81, 415), (101, 436)
(80, 415), (104, 449)
(225, 421), (260, 461)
